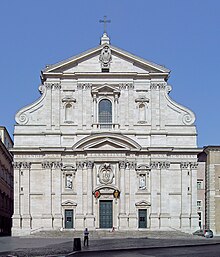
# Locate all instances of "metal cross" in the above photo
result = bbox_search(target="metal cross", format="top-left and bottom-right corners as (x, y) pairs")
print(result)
(99, 16), (111, 33)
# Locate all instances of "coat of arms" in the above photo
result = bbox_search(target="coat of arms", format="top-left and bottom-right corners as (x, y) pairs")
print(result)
(98, 163), (114, 184)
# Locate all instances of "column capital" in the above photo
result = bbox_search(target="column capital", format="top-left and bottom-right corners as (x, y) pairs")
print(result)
(119, 161), (126, 169)
(86, 161), (94, 169)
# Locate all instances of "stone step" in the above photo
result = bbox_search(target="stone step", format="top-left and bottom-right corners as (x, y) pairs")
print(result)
(30, 229), (194, 239)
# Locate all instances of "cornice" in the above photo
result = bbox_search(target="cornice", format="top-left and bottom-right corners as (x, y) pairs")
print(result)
(204, 146), (220, 153)
(42, 72), (169, 81)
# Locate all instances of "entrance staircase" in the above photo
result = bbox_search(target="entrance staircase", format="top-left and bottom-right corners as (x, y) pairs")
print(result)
(30, 229), (194, 239)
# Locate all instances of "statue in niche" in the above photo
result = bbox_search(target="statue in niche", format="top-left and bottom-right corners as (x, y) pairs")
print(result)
(99, 46), (112, 68)
(139, 174), (146, 190)
(66, 174), (73, 189)
(98, 163), (114, 184)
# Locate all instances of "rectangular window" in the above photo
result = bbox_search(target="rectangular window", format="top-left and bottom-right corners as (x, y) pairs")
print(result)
(197, 179), (203, 190)
(198, 211), (202, 228)
(197, 200), (202, 207)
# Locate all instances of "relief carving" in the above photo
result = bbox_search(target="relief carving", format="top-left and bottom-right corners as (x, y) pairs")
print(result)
(99, 45), (112, 68)
(98, 163), (114, 184)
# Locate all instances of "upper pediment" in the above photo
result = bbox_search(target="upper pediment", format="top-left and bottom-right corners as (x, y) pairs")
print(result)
(41, 43), (170, 81)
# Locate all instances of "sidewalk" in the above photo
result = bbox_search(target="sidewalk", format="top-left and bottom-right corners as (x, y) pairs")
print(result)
(1, 236), (220, 257)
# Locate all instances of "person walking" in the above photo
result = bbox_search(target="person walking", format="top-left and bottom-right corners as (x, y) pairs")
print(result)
(83, 228), (89, 247)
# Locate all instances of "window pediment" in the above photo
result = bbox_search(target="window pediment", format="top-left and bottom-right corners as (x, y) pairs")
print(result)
(135, 200), (151, 207)
(61, 200), (77, 206)
(92, 84), (120, 96)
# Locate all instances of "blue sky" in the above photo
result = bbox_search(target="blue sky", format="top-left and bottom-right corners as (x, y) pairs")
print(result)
(0, 0), (219, 147)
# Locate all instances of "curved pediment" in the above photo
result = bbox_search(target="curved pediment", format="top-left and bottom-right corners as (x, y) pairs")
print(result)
(135, 200), (151, 207)
(61, 200), (77, 206)
(72, 133), (141, 151)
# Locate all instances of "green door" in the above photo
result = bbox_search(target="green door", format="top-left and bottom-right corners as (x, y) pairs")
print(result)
(65, 209), (73, 229)
(100, 200), (113, 228)
(138, 209), (147, 228)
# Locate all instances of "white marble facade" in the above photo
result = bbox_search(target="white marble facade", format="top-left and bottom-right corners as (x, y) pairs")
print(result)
(12, 33), (199, 236)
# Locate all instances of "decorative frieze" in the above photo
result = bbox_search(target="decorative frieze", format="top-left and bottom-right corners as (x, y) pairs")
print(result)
(86, 161), (94, 169)
(150, 161), (170, 169)
(77, 83), (92, 90)
(150, 82), (166, 90)
(76, 161), (85, 169)
(118, 161), (136, 169)
(53, 162), (63, 169)
(21, 162), (31, 169)
(13, 162), (31, 169)
(119, 83), (134, 90)
(13, 162), (22, 169)
(180, 162), (198, 169)
(119, 161), (126, 169)
(44, 82), (61, 90)
(41, 161), (53, 169)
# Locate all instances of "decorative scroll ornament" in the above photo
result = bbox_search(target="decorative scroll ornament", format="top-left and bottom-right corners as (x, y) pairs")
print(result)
(99, 45), (112, 68)
(182, 113), (194, 125)
(17, 113), (29, 125)
(98, 163), (114, 184)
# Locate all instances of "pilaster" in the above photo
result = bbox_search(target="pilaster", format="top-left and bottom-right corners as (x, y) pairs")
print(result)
(41, 161), (53, 228)
(53, 161), (63, 229)
(85, 161), (95, 229)
(21, 162), (31, 229)
(12, 162), (22, 232)
(75, 161), (84, 229)
(119, 161), (127, 229)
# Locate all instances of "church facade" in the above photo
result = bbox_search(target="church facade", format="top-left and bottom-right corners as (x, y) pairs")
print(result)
(12, 33), (200, 236)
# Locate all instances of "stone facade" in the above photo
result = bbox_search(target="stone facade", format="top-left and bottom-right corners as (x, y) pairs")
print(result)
(204, 146), (220, 235)
(12, 33), (200, 236)
(0, 126), (13, 235)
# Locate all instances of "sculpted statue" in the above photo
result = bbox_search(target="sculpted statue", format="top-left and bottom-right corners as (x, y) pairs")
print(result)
(66, 174), (73, 189)
(139, 174), (146, 190)
(99, 46), (112, 68)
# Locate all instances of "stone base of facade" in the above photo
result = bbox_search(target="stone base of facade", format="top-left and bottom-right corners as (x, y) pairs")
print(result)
(12, 211), (199, 236)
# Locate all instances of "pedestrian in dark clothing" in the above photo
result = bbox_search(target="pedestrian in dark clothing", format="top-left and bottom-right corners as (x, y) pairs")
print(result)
(84, 228), (89, 246)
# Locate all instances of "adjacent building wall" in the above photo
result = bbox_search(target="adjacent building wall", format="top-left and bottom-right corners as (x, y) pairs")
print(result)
(0, 126), (13, 235)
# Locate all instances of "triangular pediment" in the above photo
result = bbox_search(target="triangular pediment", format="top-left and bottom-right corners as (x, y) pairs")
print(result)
(92, 84), (120, 94)
(73, 133), (141, 152)
(41, 44), (170, 81)
(84, 138), (130, 151)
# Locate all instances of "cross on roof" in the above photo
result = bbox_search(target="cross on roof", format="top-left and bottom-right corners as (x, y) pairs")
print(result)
(99, 16), (111, 34)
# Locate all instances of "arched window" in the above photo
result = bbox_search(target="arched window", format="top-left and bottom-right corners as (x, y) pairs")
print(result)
(99, 99), (112, 124)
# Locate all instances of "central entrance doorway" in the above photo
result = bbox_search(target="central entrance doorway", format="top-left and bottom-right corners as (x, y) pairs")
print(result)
(99, 200), (113, 228)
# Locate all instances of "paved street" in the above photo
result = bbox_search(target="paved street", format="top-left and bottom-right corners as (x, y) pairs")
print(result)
(72, 244), (220, 257)
(1, 236), (220, 257)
